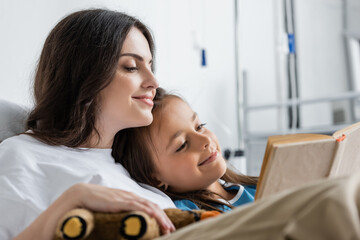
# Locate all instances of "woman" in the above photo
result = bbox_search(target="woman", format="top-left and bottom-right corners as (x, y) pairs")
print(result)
(0, 9), (175, 240)
(114, 88), (257, 212)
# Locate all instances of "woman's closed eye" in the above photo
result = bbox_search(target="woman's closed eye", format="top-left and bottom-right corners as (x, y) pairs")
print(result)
(124, 66), (138, 72)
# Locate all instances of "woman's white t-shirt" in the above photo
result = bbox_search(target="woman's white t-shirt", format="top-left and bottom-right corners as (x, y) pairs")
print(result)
(0, 134), (175, 239)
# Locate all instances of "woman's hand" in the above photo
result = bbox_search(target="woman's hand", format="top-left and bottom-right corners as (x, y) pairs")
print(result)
(14, 183), (175, 240)
(68, 183), (176, 234)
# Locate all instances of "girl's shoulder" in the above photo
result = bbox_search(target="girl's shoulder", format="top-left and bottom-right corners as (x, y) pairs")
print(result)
(220, 180), (257, 207)
(173, 199), (200, 211)
(220, 179), (257, 191)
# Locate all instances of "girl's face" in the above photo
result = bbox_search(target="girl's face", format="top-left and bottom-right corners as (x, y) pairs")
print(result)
(97, 27), (158, 136)
(151, 97), (227, 193)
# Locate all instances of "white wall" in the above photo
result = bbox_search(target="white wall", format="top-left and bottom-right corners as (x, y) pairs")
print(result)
(346, 0), (360, 35)
(0, 0), (240, 157)
(296, 0), (348, 128)
(238, 0), (351, 175)
(238, 0), (349, 134)
(238, 0), (279, 134)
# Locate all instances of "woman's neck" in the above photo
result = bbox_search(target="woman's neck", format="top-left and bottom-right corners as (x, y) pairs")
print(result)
(207, 181), (235, 201)
(88, 117), (131, 148)
(81, 128), (115, 149)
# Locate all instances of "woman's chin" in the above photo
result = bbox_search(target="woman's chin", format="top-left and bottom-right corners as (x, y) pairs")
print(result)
(143, 115), (153, 126)
(134, 115), (153, 128)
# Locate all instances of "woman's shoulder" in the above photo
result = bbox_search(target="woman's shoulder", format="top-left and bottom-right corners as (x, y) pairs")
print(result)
(0, 133), (114, 168)
(1, 133), (33, 149)
(0, 133), (78, 169)
(0, 134), (46, 165)
(0, 133), (48, 152)
(1, 132), (41, 143)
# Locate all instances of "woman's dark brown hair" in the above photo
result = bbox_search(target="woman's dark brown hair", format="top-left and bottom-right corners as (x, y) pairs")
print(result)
(26, 9), (155, 147)
(113, 88), (258, 212)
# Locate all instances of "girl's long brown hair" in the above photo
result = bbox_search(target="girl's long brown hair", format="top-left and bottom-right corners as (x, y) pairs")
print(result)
(113, 88), (258, 212)
(26, 9), (155, 147)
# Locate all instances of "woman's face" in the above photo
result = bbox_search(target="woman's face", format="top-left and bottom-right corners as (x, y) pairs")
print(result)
(151, 97), (227, 193)
(97, 27), (158, 135)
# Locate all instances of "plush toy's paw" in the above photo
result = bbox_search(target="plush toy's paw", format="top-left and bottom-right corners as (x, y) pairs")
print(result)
(119, 211), (159, 240)
(55, 208), (94, 240)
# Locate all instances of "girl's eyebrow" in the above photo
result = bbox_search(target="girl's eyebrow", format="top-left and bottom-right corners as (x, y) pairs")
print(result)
(165, 112), (198, 150)
(119, 53), (153, 63)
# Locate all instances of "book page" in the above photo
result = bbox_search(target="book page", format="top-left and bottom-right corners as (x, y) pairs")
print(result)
(332, 121), (360, 176)
(332, 121), (360, 138)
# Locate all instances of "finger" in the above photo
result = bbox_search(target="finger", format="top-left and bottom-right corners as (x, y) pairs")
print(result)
(161, 228), (171, 236)
(124, 199), (175, 232)
(143, 204), (175, 232)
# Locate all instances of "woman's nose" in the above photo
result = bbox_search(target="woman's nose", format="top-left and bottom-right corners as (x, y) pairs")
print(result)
(142, 68), (159, 89)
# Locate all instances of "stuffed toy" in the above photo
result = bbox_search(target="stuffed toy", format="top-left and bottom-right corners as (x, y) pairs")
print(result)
(54, 208), (220, 240)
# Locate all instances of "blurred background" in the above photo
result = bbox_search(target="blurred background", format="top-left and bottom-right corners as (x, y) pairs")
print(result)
(1, 0), (359, 175)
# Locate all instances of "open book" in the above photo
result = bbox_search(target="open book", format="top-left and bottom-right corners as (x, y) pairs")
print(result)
(255, 121), (360, 200)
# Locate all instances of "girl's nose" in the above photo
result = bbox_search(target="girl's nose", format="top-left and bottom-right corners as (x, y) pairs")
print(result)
(197, 133), (211, 150)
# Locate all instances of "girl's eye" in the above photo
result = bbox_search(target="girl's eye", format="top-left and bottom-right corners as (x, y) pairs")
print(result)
(196, 123), (207, 131)
(124, 66), (138, 72)
(176, 141), (187, 152)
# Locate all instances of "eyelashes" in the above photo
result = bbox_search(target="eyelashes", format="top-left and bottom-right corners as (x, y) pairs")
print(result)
(176, 141), (187, 152)
(124, 66), (138, 72)
(197, 123), (207, 131)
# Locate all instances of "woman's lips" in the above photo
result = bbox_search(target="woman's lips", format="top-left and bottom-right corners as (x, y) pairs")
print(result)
(198, 151), (218, 166)
(133, 96), (154, 107)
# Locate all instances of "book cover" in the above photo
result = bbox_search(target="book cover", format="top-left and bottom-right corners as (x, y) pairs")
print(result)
(255, 122), (360, 200)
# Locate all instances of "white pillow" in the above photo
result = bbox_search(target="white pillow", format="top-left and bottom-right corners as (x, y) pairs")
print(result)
(0, 99), (29, 142)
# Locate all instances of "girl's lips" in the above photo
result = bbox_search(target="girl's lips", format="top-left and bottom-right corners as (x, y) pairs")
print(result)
(198, 151), (218, 166)
(133, 96), (154, 107)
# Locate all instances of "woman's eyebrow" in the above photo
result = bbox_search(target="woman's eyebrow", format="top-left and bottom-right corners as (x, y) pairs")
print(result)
(119, 53), (153, 63)
(166, 112), (198, 150)
(192, 112), (198, 121)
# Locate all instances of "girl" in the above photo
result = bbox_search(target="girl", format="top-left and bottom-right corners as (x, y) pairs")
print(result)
(114, 88), (258, 212)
